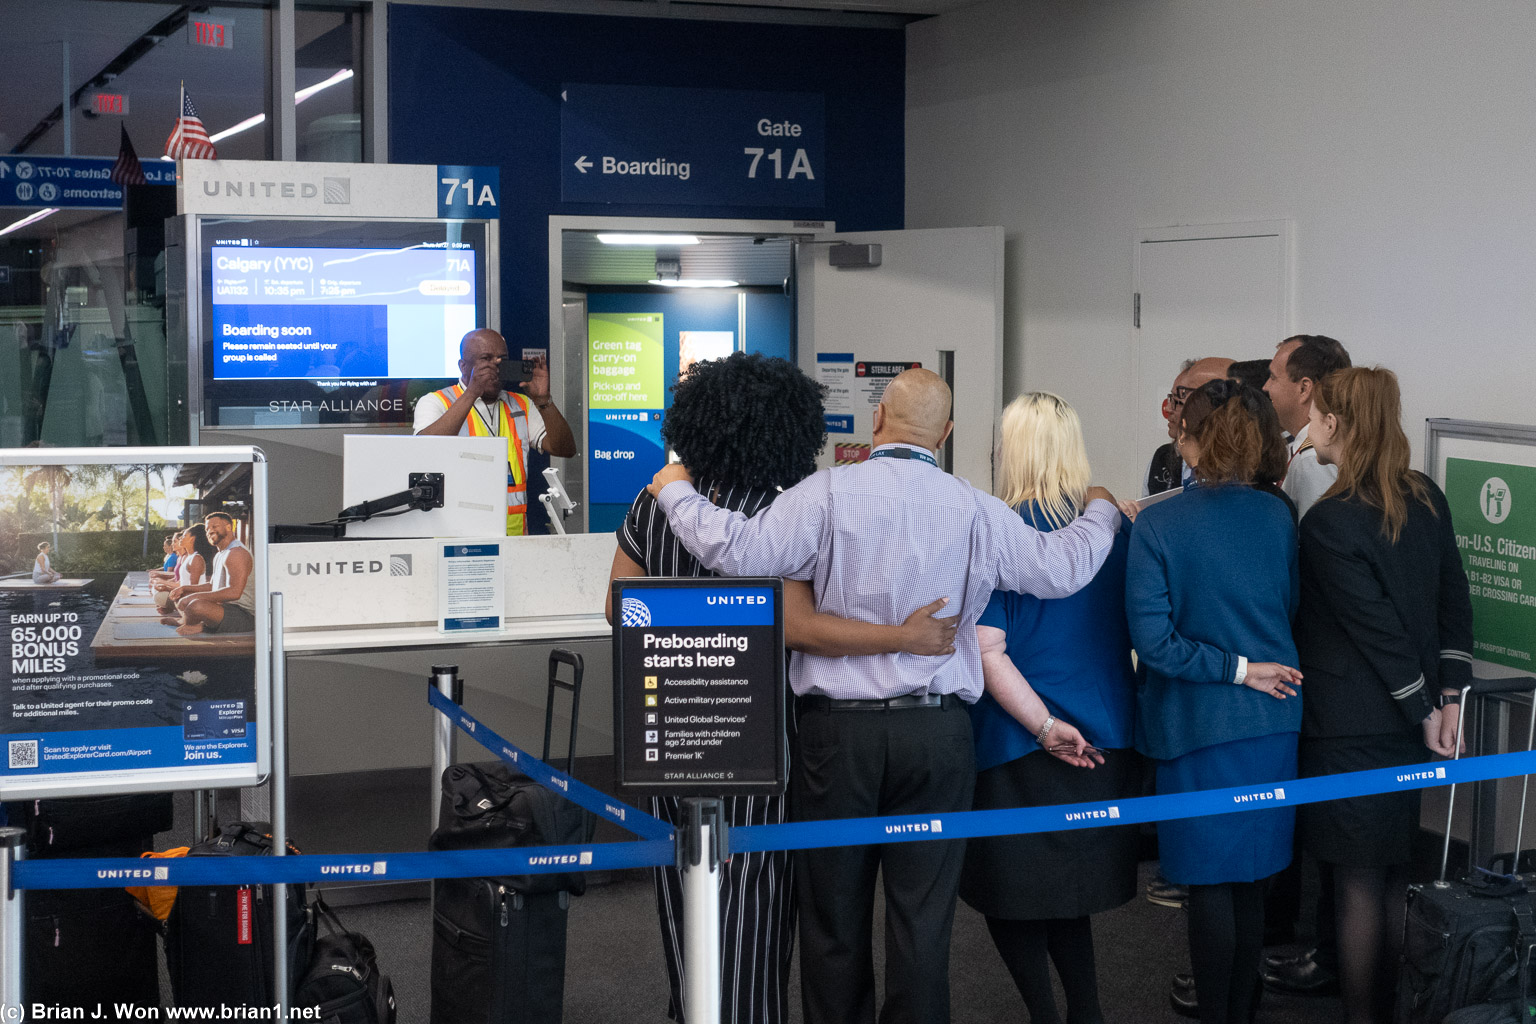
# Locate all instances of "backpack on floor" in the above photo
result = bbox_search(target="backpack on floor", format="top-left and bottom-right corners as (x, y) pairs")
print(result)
(294, 898), (396, 1024)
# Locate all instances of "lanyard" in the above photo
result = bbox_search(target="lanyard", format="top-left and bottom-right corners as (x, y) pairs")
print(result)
(472, 397), (501, 438)
(869, 445), (938, 467)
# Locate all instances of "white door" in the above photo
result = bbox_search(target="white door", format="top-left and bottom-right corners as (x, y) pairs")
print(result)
(797, 226), (1004, 490)
(1134, 223), (1292, 481)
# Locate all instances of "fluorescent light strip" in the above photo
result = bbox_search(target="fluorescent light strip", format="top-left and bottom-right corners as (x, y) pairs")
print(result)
(648, 279), (740, 289)
(205, 68), (356, 145)
(598, 233), (701, 246)
(0, 208), (60, 237)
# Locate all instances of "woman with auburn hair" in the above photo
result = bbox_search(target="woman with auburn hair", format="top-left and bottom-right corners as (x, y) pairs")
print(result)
(1127, 379), (1303, 1024)
(959, 392), (1138, 1024)
(1294, 366), (1471, 1024)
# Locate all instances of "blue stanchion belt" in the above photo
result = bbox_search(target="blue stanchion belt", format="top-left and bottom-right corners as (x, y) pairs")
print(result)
(14, 745), (1536, 892)
(425, 685), (673, 841)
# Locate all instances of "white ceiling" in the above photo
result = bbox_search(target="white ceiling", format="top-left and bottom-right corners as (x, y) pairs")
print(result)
(562, 231), (794, 287)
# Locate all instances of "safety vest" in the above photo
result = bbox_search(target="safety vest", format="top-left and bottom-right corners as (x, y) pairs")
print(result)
(430, 384), (532, 536)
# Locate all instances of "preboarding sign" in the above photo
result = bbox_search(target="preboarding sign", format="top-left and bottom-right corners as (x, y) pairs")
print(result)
(1446, 457), (1536, 670)
(0, 447), (270, 799)
(612, 577), (785, 795)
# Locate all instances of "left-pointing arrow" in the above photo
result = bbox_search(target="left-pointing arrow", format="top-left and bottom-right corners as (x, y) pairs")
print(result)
(574, 156), (592, 173)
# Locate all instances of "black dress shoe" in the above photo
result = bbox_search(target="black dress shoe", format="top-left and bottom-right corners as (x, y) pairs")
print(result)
(1262, 945), (1311, 970)
(1146, 874), (1189, 908)
(1169, 974), (1263, 1020)
(1170, 975), (1199, 1019)
(1261, 946), (1340, 995)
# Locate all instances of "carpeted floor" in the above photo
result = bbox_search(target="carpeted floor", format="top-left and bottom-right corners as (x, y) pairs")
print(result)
(331, 860), (1344, 1024)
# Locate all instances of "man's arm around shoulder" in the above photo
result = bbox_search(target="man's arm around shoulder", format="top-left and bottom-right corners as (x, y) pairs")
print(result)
(650, 465), (826, 580)
(987, 485), (1120, 600)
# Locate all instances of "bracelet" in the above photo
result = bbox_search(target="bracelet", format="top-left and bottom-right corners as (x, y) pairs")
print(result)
(1036, 716), (1056, 743)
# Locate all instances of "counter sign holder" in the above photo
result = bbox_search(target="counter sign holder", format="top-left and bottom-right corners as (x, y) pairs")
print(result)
(612, 577), (785, 797)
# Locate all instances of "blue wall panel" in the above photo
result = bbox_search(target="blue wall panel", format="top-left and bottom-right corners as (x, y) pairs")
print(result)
(388, 4), (904, 354)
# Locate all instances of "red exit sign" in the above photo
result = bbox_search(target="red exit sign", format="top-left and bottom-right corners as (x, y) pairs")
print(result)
(188, 19), (233, 49)
(88, 92), (129, 115)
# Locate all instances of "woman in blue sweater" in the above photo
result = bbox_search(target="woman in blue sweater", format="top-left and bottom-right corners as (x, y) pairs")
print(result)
(1127, 380), (1303, 1024)
(960, 392), (1139, 1024)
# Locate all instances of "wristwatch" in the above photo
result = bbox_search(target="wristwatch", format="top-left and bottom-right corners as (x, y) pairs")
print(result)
(1437, 692), (1462, 709)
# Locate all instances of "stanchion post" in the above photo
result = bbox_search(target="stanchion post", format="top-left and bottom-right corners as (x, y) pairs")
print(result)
(430, 665), (460, 829)
(0, 827), (25, 1014)
(680, 798), (724, 1024)
(270, 592), (290, 1015)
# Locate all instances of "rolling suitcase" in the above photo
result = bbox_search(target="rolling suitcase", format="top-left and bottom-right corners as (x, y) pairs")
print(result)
(15, 795), (172, 1016)
(428, 650), (595, 1024)
(166, 822), (313, 1010)
(1397, 676), (1536, 1024)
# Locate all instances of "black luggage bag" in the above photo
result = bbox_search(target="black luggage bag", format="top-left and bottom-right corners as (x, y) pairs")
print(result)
(1397, 676), (1536, 1024)
(429, 650), (596, 1024)
(26, 839), (162, 1018)
(15, 795), (172, 1017)
(295, 898), (397, 1024)
(166, 822), (313, 1010)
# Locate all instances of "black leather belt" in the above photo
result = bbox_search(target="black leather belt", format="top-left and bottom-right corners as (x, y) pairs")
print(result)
(800, 693), (954, 711)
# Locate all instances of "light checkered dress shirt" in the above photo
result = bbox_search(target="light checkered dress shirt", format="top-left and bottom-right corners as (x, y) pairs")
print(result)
(657, 443), (1121, 701)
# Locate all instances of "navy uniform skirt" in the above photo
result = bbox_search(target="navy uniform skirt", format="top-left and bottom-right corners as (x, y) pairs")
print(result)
(1155, 732), (1298, 885)
(960, 747), (1142, 919)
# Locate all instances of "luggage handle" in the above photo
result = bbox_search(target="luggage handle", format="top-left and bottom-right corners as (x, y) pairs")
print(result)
(447, 762), (525, 820)
(542, 649), (583, 775)
(1440, 676), (1536, 882)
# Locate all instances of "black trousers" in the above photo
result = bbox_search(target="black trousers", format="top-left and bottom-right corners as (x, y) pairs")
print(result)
(792, 697), (976, 1024)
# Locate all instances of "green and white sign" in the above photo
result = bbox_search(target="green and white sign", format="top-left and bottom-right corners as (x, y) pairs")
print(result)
(587, 313), (665, 506)
(1447, 457), (1536, 670)
(588, 313), (664, 409)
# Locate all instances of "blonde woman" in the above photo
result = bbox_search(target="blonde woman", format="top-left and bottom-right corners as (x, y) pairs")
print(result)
(32, 542), (62, 584)
(959, 392), (1139, 1024)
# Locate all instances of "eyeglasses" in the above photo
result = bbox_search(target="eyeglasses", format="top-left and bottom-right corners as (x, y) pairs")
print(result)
(1162, 385), (1195, 419)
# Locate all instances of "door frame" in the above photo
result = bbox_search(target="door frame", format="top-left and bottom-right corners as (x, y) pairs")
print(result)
(547, 214), (831, 532)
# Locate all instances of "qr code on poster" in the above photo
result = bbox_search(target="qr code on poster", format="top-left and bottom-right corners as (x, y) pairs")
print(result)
(8, 740), (38, 769)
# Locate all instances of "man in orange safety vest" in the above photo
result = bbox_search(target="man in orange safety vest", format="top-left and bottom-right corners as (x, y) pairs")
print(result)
(413, 328), (576, 536)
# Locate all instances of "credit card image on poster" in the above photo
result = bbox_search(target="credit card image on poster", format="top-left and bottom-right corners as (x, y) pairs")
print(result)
(183, 701), (248, 741)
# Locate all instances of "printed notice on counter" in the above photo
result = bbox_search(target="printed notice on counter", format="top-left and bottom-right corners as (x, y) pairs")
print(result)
(437, 541), (504, 634)
(612, 578), (785, 795)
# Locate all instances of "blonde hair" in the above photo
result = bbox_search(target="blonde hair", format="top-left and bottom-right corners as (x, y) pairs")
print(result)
(1314, 366), (1433, 543)
(997, 392), (1091, 529)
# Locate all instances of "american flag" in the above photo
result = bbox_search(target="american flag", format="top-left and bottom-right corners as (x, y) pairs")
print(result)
(109, 125), (147, 185)
(164, 88), (217, 161)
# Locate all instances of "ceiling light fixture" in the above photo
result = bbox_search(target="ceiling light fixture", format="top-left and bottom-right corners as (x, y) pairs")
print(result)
(598, 233), (701, 246)
(201, 68), (356, 146)
(0, 208), (60, 237)
(647, 279), (740, 289)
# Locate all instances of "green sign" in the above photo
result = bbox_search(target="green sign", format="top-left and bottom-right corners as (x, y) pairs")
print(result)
(1446, 457), (1536, 670)
(588, 313), (664, 409)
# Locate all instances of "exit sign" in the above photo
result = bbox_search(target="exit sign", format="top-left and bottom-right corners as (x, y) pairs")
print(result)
(88, 92), (129, 116)
(188, 19), (233, 49)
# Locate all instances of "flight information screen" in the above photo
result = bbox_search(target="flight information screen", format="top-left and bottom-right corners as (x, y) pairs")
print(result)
(209, 244), (476, 380)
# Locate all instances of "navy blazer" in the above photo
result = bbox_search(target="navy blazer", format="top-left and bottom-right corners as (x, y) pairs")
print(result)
(1127, 484), (1300, 761)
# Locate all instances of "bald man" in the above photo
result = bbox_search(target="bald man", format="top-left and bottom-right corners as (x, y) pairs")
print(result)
(1145, 356), (1235, 496)
(414, 328), (575, 535)
(647, 369), (1122, 1024)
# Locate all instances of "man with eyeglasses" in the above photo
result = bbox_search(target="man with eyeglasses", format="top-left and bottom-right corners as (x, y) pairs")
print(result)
(1145, 356), (1234, 496)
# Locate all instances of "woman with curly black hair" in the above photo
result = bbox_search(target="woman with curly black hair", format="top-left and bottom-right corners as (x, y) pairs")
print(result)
(605, 352), (955, 1024)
